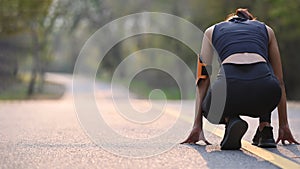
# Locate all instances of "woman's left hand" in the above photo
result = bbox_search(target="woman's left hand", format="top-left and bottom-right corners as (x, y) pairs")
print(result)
(276, 124), (300, 145)
(180, 127), (211, 145)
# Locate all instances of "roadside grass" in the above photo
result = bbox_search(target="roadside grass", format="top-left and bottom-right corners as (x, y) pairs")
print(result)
(0, 74), (65, 100)
(129, 80), (181, 100)
(97, 73), (194, 100)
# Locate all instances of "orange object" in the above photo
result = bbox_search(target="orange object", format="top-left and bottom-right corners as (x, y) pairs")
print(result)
(196, 57), (208, 84)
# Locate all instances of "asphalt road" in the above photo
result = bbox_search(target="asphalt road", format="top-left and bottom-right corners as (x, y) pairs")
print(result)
(0, 73), (299, 169)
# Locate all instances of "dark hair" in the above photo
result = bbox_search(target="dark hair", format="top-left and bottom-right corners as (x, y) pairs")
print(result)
(226, 8), (256, 21)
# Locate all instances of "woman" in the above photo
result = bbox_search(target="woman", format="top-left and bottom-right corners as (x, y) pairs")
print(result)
(182, 8), (299, 150)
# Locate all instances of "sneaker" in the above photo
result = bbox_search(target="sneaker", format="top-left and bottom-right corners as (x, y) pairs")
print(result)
(258, 126), (276, 148)
(221, 117), (248, 150)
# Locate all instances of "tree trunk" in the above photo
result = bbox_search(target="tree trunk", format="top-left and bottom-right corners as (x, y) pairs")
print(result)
(27, 67), (37, 96)
(37, 67), (45, 93)
(27, 24), (40, 96)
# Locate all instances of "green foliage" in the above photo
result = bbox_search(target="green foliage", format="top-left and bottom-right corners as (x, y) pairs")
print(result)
(0, 0), (54, 96)
(0, 0), (52, 35)
(2, 0), (300, 99)
(0, 75), (65, 100)
(58, 0), (300, 100)
(129, 79), (181, 100)
(263, 0), (300, 99)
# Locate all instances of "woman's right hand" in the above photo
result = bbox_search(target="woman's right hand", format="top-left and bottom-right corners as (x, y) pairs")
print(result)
(180, 127), (211, 145)
(276, 124), (299, 145)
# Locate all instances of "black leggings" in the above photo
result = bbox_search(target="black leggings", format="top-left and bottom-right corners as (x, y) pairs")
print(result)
(202, 63), (282, 124)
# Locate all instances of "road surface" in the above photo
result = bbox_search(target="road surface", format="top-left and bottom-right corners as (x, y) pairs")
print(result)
(0, 73), (299, 169)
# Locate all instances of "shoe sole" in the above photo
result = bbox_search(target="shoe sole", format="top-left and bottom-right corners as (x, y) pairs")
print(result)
(221, 119), (248, 150)
(258, 142), (277, 148)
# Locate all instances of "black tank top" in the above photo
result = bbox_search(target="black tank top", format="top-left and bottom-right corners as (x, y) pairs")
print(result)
(212, 17), (269, 62)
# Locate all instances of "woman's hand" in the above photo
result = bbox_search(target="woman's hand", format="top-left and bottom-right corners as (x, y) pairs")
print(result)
(276, 124), (299, 145)
(180, 127), (211, 145)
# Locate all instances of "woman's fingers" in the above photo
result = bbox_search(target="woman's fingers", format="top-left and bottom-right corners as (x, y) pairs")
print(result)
(181, 139), (211, 145)
(289, 138), (300, 145)
(204, 140), (212, 145)
(180, 138), (192, 144)
(180, 135), (198, 144)
(276, 137), (300, 145)
(293, 139), (300, 145)
(276, 126), (299, 145)
(180, 129), (212, 145)
(275, 137), (281, 144)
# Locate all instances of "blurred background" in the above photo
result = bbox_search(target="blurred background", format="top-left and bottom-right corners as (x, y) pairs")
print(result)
(1, 0), (300, 100)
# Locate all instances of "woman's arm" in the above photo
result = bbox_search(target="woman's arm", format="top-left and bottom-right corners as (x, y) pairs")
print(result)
(181, 26), (214, 144)
(193, 26), (214, 128)
(181, 78), (210, 144)
(267, 26), (299, 144)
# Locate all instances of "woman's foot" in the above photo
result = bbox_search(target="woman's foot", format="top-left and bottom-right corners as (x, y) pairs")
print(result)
(221, 117), (248, 150)
(252, 126), (276, 148)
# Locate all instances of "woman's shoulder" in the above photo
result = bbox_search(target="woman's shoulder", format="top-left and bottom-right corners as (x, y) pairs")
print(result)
(251, 20), (272, 31)
(250, 19), (267, 26)
(205, 25), (215, 32)
(203, 25), (216, 41)
(204, 25), (215, 35)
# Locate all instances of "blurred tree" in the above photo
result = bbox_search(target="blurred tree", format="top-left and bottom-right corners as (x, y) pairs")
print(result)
(0, 0), (31, 90)
(0, 0), (56, 95)
(48, 0), (112, 73)
(266, 0), (300, 99)
(26, 0), (58, 95)
(2, 0), (299, 99)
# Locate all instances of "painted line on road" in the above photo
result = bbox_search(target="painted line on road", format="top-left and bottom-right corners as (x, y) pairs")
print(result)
(166, 108), (300, 169)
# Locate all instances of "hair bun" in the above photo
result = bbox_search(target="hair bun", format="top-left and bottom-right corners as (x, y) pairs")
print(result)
(235, 8), (254, 20)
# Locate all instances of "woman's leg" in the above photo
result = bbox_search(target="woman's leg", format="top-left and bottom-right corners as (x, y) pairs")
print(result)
(202, 76), (249, 150)
(259, 114), (272, 131)
(244, 75), (281, 147)
(202, 72), (228, 124)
